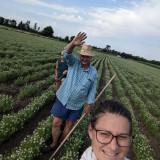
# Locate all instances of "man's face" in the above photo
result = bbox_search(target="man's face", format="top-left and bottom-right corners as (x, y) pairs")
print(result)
(80, 55), (92, 66)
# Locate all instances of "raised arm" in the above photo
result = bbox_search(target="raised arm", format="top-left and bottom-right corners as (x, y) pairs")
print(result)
(66, 32), (87, 53)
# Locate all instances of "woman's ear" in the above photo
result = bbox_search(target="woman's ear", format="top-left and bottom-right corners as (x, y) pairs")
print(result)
(88, 124), (93, 140)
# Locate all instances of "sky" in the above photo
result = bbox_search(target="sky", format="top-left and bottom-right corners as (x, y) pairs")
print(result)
(0, 0), (160, 61)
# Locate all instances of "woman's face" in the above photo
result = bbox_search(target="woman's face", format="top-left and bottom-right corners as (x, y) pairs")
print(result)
(88, 113), (131, 160)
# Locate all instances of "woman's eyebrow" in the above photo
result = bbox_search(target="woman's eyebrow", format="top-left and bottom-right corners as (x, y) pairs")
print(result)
(96, 128), (129, 135)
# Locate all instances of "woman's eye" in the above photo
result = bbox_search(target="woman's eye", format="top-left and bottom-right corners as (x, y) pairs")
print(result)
(118, 135), (128, 139)
(100, 132), (110, 137)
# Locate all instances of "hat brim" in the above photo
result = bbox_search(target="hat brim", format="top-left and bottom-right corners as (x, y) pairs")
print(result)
(77, 51), (94, 56)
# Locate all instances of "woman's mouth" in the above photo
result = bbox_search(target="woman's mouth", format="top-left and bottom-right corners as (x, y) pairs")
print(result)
(103, 150), (118, 157)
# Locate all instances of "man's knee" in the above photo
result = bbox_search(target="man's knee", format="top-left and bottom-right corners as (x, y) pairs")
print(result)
(52, 117), (63, 127)
(65, 120), (74, 129)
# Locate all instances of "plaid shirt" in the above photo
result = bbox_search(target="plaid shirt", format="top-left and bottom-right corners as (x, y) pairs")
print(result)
(56, 49), (97, 110)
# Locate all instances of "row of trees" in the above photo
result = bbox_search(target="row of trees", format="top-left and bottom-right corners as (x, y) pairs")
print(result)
(0, 16), (75, 43)
(101, 47), (160, 66)
(0, 16), (159, 65)
(0, 16), (74, 41)
(0, 16), (54, 38)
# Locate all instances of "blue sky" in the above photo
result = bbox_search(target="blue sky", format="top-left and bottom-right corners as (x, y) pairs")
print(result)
(1, 0), (160, 61)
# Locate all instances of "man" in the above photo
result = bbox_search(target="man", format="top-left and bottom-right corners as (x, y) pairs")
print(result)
(54, 51), (68, 90)
(43, 32), (97, 153)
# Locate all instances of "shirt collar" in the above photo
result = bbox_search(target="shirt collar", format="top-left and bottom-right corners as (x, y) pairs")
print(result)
(79, 63), (91, 72)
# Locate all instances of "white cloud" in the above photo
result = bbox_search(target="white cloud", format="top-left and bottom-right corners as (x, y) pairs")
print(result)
(37, 12), (83, 23)
(14, 0), (79, 14)
(83, 0), (160, 39)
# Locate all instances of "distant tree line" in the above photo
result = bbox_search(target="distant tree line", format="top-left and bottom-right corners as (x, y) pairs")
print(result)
(93, 45), (160, 66)
(91, 45), (160, 66)
(0, 16), (53, 38)
(0, 16), (159, 66)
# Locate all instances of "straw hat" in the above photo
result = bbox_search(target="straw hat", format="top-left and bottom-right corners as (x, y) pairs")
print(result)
(77, 44), (94, 56)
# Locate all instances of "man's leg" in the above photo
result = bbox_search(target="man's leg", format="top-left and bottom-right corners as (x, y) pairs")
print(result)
(51, 116), (63, 148)
(60, 107), (83, 142)
(60, 120), (74, 142)
(42, 116), (63, 153)
(42, 99), (68, 153)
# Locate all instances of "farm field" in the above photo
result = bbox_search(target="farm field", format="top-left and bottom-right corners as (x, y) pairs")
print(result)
(0, 27), (160, 160)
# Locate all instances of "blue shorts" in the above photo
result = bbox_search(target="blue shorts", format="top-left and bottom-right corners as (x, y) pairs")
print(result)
(50, 99), (83, 123)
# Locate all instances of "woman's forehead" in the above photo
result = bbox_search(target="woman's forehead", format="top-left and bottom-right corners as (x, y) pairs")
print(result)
(95, 113), (130, 134)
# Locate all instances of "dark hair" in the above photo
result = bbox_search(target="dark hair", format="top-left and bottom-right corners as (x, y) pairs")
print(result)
(90, 99), (132, 134)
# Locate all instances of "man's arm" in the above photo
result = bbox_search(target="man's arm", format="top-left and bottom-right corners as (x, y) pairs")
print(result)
(84, 74), (98, 114)
(63, 32), (87, 66)
(55, 60), (59, 81)
(84, 104), (92, 114)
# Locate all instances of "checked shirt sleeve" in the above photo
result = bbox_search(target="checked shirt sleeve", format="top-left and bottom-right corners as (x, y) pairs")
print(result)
(87, 71), (98, 105)
(63, 48), (78, 66)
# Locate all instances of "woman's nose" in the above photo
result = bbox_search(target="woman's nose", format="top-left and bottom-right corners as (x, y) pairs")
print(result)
(108, 137), (119, 151)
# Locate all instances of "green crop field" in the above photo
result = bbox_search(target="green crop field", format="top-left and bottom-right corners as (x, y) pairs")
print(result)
(0, 27), (160, 160)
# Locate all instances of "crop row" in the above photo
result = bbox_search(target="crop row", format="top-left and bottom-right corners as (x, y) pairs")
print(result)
(108, 58), (155, 159)
(0, 57), (103, 160)
(14, 67), (54, 86)
(110, 58), (160, 139)
(0, 61), (55, 83)
(0, 95), (13, 113)
(0, 89), (55, 143)
(112, 58), (160, 113)
(1, 116), (53, 160)
(111, 57), (160, 106)
(18, 75), (54, 100)
(119, 69), (160, 118)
